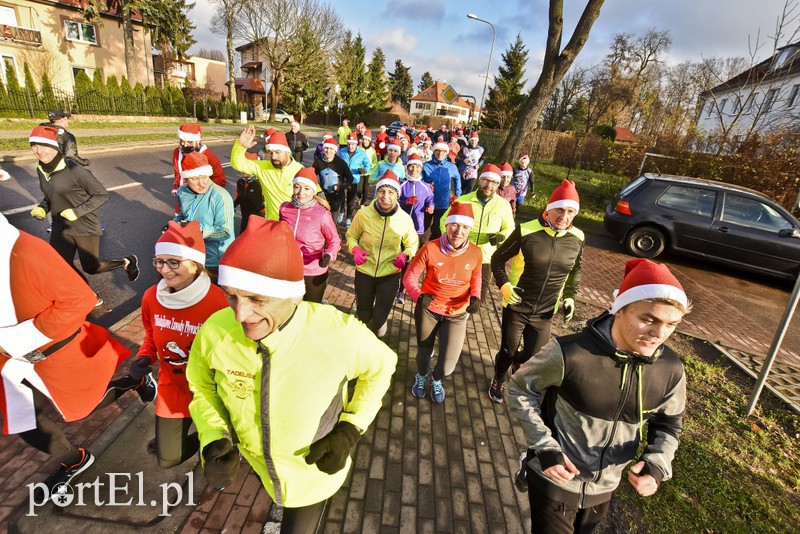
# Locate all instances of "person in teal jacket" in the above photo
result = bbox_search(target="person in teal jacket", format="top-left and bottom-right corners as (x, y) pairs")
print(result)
(187, 216), (396, 532)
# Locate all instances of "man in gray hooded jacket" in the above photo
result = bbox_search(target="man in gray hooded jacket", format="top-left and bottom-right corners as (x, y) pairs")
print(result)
(508, 258), (688, 533)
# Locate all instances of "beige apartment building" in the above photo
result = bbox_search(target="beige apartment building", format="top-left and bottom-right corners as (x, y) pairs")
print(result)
(1, 0), (153, 91)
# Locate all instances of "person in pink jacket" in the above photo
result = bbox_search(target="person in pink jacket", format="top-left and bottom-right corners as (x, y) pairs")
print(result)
(279, 167), (342, 303)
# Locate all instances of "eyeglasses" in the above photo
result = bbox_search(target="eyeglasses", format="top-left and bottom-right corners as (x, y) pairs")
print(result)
(152, 258), (187, 270)
(480, 177), (500, 185)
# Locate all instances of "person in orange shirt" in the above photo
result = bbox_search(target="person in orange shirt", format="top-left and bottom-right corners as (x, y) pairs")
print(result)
(130, 221), (228, 467)
(402, 202), (482, 403)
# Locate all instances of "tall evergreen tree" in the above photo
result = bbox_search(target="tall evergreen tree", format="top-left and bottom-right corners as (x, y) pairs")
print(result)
(365, 47), (389, 112)
(333, 32), (369, 118)
(92, 69), (108, 95)
(418, 71), (434, 92)
(388, 59), (413, 110)
(23, 63), (37, 92)
(5, 62), (20, 92)
(282, 17), (330, 114)
(483, 33), (528, 129)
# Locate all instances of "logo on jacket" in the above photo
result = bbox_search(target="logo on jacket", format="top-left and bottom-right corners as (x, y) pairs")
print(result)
(231, 379), (255, 399)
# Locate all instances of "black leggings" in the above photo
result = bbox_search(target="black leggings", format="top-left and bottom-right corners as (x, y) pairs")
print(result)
(354, 270), (401, 335)
(281, 499), (328, 534)
(49, 231), (125, 283)
(303, 272), (329, 303)
(414, 306), (469, 381)
(429, 208), (447, 240)
(155, 416), (199, 469)
(356, 178), (370, 204)
(494, 306), (553, 381)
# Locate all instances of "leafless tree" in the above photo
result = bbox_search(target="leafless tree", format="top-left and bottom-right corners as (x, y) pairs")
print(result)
(234, 0), (342, 121)
(496, 0), (606, 163)
(210, 0), (244, 104)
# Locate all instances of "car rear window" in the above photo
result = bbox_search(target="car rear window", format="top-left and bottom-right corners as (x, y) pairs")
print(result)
(656, 185), (717, 218)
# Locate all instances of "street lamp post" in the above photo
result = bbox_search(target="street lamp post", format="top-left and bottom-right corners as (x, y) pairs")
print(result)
(467, 13), (496, 129)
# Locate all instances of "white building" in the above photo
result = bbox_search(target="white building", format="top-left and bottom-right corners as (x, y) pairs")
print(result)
(409, 81), (480, 124)
(696, 42), (800, 143)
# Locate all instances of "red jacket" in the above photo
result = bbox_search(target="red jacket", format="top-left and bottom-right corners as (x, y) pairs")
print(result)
(374, 131), (390, 158)
(138, 276), (228, 418)
(0, 227), (128, 434)
(172, 145), (226, 191)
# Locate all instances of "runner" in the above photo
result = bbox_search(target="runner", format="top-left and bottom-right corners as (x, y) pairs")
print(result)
(171, 124), (226, 197)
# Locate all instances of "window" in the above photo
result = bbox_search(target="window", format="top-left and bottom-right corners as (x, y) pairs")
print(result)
(657, 185), (717, 218)
(788, 84), (800, 108)
(732, 96), (742, 114)
(721, 194), (793, 232)
(64, 20), (97, 45)
(1, 55), (16, 85)
(0, 6), (17, 26)
(763, 88), (779, 112)
(743, 92), (758, 114)
(72, 66), (97, 80)
(705, 99), (714, 117)
(718, 98), (727, 114)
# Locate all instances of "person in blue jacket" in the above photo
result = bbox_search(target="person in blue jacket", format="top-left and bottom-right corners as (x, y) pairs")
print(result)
(337, 133), (372, 227)
(422, 139), (461, 240)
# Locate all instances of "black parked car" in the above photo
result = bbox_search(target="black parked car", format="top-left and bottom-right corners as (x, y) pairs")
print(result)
(604, 174), (800, 280)
(387, 120), (409, 138)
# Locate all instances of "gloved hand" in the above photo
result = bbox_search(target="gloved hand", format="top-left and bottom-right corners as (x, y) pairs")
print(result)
(161, 223), (170, 234)
(392, 253), (407, 269)
(405, 196), (418, 205)
(304, 421), (361, 474)
(319, 253), (332, 268)
(128, 356), (152, 381)
(488, 233), (505, 246)
(417, 293), (434, 310)
(352, 246), (369, 266)
(31, 206), (46, 220)
(60, 208), (78, 222)
(562, 298), (575, 322)
(466, 296), (481, 314)
(202, 438), (240, 489)
(425, 205), (434, 214)
(500, 283), (522, 306)
(171, 189), (178, 197)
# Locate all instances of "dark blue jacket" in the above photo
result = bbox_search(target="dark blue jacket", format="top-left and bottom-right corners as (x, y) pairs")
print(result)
(422, 158), (461, 209)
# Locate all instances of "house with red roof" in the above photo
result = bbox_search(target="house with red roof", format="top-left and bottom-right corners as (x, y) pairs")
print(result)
(410, 81), (481, 125)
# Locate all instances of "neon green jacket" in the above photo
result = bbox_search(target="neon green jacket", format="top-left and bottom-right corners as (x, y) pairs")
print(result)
(230, 140), (302, 221)
(187, 303), (397, 507)
(345, 201), (419, 278)
(440, 191), (515, 264)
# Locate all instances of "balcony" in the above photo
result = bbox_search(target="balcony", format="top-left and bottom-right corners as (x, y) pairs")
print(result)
(1, 24), (42, 46)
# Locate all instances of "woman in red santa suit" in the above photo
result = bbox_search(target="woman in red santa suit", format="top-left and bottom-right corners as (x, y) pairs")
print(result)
(0, 212), (130, 494)
(128, 221), (228, 468)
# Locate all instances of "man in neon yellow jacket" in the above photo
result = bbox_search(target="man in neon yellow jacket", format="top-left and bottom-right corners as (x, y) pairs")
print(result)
(187, 216), (396, 528)
(230, 126), (302, 221)
(440, 163), (515, 300)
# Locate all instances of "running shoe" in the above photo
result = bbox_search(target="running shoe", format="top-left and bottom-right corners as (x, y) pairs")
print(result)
(488, 377), (504, 404)
(411, 373), (427, 399)
(430, 375), (445, 403)
(39, 448), (95, 500)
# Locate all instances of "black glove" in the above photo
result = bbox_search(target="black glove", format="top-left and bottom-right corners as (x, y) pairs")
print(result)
(417, 293), (434, 310)
(304, 421), (361, 474)
(202, 438), (240, 489)
(128, 356), (152, 381)
(161, 224), (170, 234)
(319, 253), (332, 268)
(488, 233), (505, 246)
(465, 296), (481, 314)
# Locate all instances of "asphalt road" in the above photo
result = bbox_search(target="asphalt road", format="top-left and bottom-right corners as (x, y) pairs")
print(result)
(3, 137), (797, 352)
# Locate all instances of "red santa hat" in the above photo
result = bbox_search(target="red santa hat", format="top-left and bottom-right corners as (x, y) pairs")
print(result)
(264, 128), (276, 141)
(180, 151), (213, 179)
(445, 202), (474, 227)
(546, 179), (580, 213)
(156, 221), (206, 264)
(433, 139), (449, 152)
(29, 125), (60, 149)
(406, 153), (424, 167)
(218, 218), (305, 298)
(500, 162), (513, 177)
(470, 131), (479, 140)
(293, 166), (318, 189)
(267, 131), (291, 153)
(178, 123), (202, 142)
(376, 169), (401, 193)
(342, 118), (349, 124)
(323, 137), (339, 150)
(322, 131), (333, 140)
(347, 133), (359, 144)
(519, 153), (530, 162)
(386, 139), (402, 153)
(362, 129), (372, 140)
(479, 164), (501, 183)
(610, 258), (688, 314)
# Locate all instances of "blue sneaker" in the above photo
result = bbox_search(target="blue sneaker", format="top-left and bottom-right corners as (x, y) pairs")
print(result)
(430, 375), (445, 403)
(411, 373), (427, 399)
(345, 218), (351, 228)
(337, 212), (344, 224)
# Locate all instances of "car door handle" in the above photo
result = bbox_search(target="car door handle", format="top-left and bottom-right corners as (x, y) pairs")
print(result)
(715, 226), (730, 233)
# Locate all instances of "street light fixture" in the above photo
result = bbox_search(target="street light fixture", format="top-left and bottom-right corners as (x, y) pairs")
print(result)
(467, 13), (496, 129)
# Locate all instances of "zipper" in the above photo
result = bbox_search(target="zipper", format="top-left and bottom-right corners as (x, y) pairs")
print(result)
(532, 235), (557, 311)
(374, 214), (388, 277)
(592, 361), (638, 486)
(258, 344), (283, 505)
(292, 208), (300, 236)
(475, 199), (485, 247)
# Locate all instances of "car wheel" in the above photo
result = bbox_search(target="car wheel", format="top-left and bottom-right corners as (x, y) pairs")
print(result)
(282, 118), (290, 123)
(624, 226), (666, 258)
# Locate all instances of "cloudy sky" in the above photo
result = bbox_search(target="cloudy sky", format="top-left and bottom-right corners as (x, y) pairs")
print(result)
(188, 0), (796, 101)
